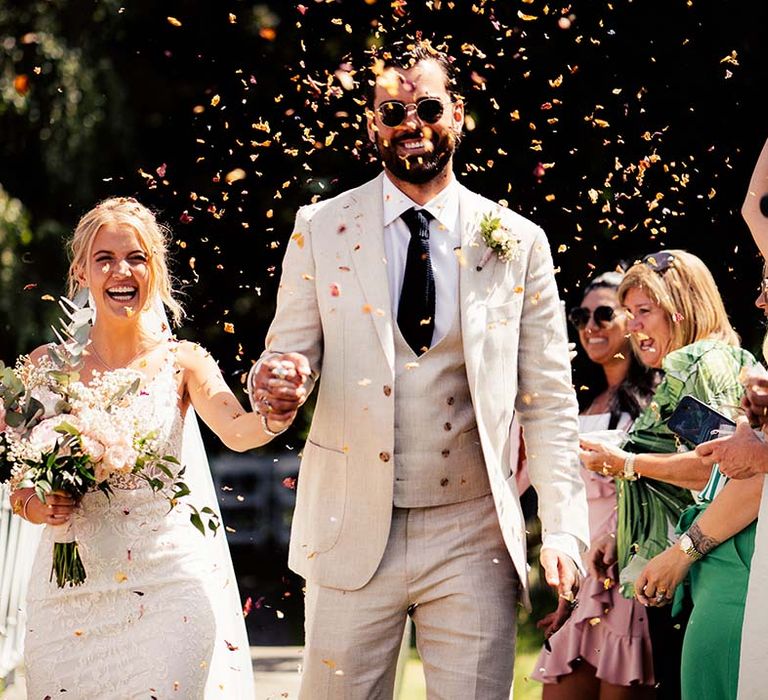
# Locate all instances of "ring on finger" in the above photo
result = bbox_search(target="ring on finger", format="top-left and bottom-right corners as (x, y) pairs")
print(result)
(271, 366), (289, 379)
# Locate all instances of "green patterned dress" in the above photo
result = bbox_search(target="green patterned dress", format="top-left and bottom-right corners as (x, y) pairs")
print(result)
(620, 338), (757, 700)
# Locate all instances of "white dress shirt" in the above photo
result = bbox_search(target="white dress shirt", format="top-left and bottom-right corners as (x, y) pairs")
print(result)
(382, 174), (461, 347)
(381, 174), (583, 568)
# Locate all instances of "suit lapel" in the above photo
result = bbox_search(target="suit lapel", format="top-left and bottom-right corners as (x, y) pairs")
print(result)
(458, 184), (496, 394)
(344, 173), (396, 371)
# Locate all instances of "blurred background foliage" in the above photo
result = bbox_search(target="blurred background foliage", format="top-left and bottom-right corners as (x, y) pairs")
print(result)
(1, 0), (767, 644)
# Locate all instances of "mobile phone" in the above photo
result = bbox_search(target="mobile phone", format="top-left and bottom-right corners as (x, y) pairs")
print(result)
(667, 395), (736, 446)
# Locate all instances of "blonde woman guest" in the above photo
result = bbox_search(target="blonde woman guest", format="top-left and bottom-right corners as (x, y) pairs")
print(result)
(532, 271), (658, 699)
(6, 198), (302, 698)
(580, 250), (758, 699)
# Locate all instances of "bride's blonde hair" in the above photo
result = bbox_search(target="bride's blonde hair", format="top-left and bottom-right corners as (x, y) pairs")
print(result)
(67, 197), (184, 326)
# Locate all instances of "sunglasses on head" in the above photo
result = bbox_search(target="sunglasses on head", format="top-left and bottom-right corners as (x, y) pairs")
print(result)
(376, 97), (448, 128)
(568, 305), (616, 330)
(642, 251), (676, 274)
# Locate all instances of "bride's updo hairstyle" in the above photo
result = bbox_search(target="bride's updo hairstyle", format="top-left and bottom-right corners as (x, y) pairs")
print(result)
(67, 197), (184, 326)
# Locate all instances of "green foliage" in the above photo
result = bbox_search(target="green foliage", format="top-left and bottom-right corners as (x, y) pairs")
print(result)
(0, 186), (66, 361)
(0, 0), (131, 205)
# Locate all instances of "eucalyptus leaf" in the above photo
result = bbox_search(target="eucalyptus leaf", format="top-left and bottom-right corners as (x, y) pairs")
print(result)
(4, 411), (25, 428)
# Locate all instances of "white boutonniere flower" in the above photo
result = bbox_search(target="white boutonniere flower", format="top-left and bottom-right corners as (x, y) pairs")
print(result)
(477, 212), (521, 270)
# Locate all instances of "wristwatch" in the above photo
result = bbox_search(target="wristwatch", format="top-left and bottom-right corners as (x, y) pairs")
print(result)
(679, 532), (703, 561)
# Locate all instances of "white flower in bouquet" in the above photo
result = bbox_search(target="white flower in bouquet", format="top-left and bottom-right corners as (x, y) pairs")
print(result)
(31, 386), (65, 419)
(102, 443), (139, 475)
(80, 435), (105, 463)
(27, 417), (72, 457)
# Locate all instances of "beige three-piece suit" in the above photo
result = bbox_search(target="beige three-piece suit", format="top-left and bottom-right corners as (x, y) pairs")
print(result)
(259, 172), (589, 698)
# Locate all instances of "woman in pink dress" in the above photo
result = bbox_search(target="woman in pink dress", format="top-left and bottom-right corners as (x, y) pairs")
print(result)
(532, 271), (659, 699)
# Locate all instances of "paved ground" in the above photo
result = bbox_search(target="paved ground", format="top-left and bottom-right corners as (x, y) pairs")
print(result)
(2, 647), (303, 699)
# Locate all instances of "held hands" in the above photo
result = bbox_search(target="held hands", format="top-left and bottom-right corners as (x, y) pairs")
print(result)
(634, 545), (692, 607)
(536, 596), (576, 640)
(251, 353), (311, 432)
(539, 548), (581, 637)
(579, 438), (627, 477)
(696, 417), (768, 480)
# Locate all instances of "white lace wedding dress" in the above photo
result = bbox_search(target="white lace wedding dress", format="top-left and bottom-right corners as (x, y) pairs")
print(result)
(23, 357), (254, 699)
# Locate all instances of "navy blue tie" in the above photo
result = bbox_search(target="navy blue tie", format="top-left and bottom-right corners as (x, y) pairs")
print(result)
(397, 208), (435, 355)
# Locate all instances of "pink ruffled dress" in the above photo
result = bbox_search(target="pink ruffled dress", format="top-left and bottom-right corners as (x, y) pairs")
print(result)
(531, 413), (655, 687)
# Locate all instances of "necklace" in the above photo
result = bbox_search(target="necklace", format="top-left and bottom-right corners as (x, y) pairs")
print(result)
(88, 342), (156, 372)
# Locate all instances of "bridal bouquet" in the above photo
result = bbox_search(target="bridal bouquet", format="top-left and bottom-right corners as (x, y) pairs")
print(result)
(0, 296), (218, 587)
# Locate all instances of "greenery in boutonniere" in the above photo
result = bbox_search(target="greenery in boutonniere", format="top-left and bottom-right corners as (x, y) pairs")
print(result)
(479, 212), (521, 265)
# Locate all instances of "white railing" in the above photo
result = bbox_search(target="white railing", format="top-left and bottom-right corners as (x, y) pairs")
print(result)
(0, 485), (41, 681)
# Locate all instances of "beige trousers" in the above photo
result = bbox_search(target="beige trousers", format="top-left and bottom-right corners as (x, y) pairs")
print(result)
(299, 494), (519, 700)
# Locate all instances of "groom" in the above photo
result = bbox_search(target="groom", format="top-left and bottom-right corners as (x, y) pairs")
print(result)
(250, 40), (589, 699)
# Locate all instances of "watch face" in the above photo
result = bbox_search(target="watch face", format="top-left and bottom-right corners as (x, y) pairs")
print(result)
(679, 534), (699, 558)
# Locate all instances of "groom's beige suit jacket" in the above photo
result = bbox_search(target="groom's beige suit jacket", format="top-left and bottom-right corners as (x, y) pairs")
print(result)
(262, 173), (589, 596)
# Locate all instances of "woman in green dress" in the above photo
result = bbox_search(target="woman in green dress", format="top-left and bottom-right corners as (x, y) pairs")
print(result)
(580, 249), (759, 700)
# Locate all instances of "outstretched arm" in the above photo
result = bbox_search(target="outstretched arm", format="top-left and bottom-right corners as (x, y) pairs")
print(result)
(580, 437), (713, 490)
(743, 138), (768, 258)
(180, 342), (304, 451)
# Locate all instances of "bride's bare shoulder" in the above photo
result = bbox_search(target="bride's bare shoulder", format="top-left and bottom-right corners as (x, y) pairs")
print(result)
(26, 344), (58, 366)
(172, 340), (218, 371)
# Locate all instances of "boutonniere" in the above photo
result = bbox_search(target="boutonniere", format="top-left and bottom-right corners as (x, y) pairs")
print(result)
(477, 212), (521, 271)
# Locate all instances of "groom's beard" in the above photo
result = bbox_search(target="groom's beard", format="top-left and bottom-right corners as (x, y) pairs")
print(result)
(375, 127), (458, 184)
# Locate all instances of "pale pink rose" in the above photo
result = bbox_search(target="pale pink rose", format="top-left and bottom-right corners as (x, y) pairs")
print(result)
(94, 461), (111, 483)
(102, 444), (138, 474)
(0, 400), (6, 432)
(80, 435), (106, 463)
(28, 417), (67, 454)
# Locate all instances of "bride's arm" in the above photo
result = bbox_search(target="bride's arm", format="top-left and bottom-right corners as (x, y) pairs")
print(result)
(177, 341), (303, 451)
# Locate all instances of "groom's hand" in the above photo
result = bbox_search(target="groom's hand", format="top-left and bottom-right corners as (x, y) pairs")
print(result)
(540, 547), (580, 599)
(251, 353), (311, 423)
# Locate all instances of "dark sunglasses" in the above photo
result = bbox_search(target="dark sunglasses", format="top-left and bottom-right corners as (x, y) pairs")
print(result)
(376, 97), (447, 128)
(568, 305), (617, 330)
(642, 251), (675, 274)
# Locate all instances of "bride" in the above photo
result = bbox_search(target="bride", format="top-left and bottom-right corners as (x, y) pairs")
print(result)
(6, 197), (304, 698)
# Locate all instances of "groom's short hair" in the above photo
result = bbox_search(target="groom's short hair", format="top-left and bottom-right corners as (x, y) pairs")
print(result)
(365, 38), (461, 104)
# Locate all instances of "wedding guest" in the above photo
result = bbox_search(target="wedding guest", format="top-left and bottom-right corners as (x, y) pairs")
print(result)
(694, 136), (768, 700)
(579, 249), (757, 699)
(6, 197), (296, 698)
(532, 270), (658, 699)
(248, 39), (589, 698)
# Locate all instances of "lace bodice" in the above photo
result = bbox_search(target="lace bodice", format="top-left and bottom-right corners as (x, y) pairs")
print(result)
(23, 344), (254, 700)
(71, 354), (184, 491)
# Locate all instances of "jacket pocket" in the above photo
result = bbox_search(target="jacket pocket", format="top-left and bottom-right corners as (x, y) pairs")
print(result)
(295, 438), (348, 554)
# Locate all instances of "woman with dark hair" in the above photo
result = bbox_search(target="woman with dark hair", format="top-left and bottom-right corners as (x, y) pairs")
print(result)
(532, 270), (659, 699)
